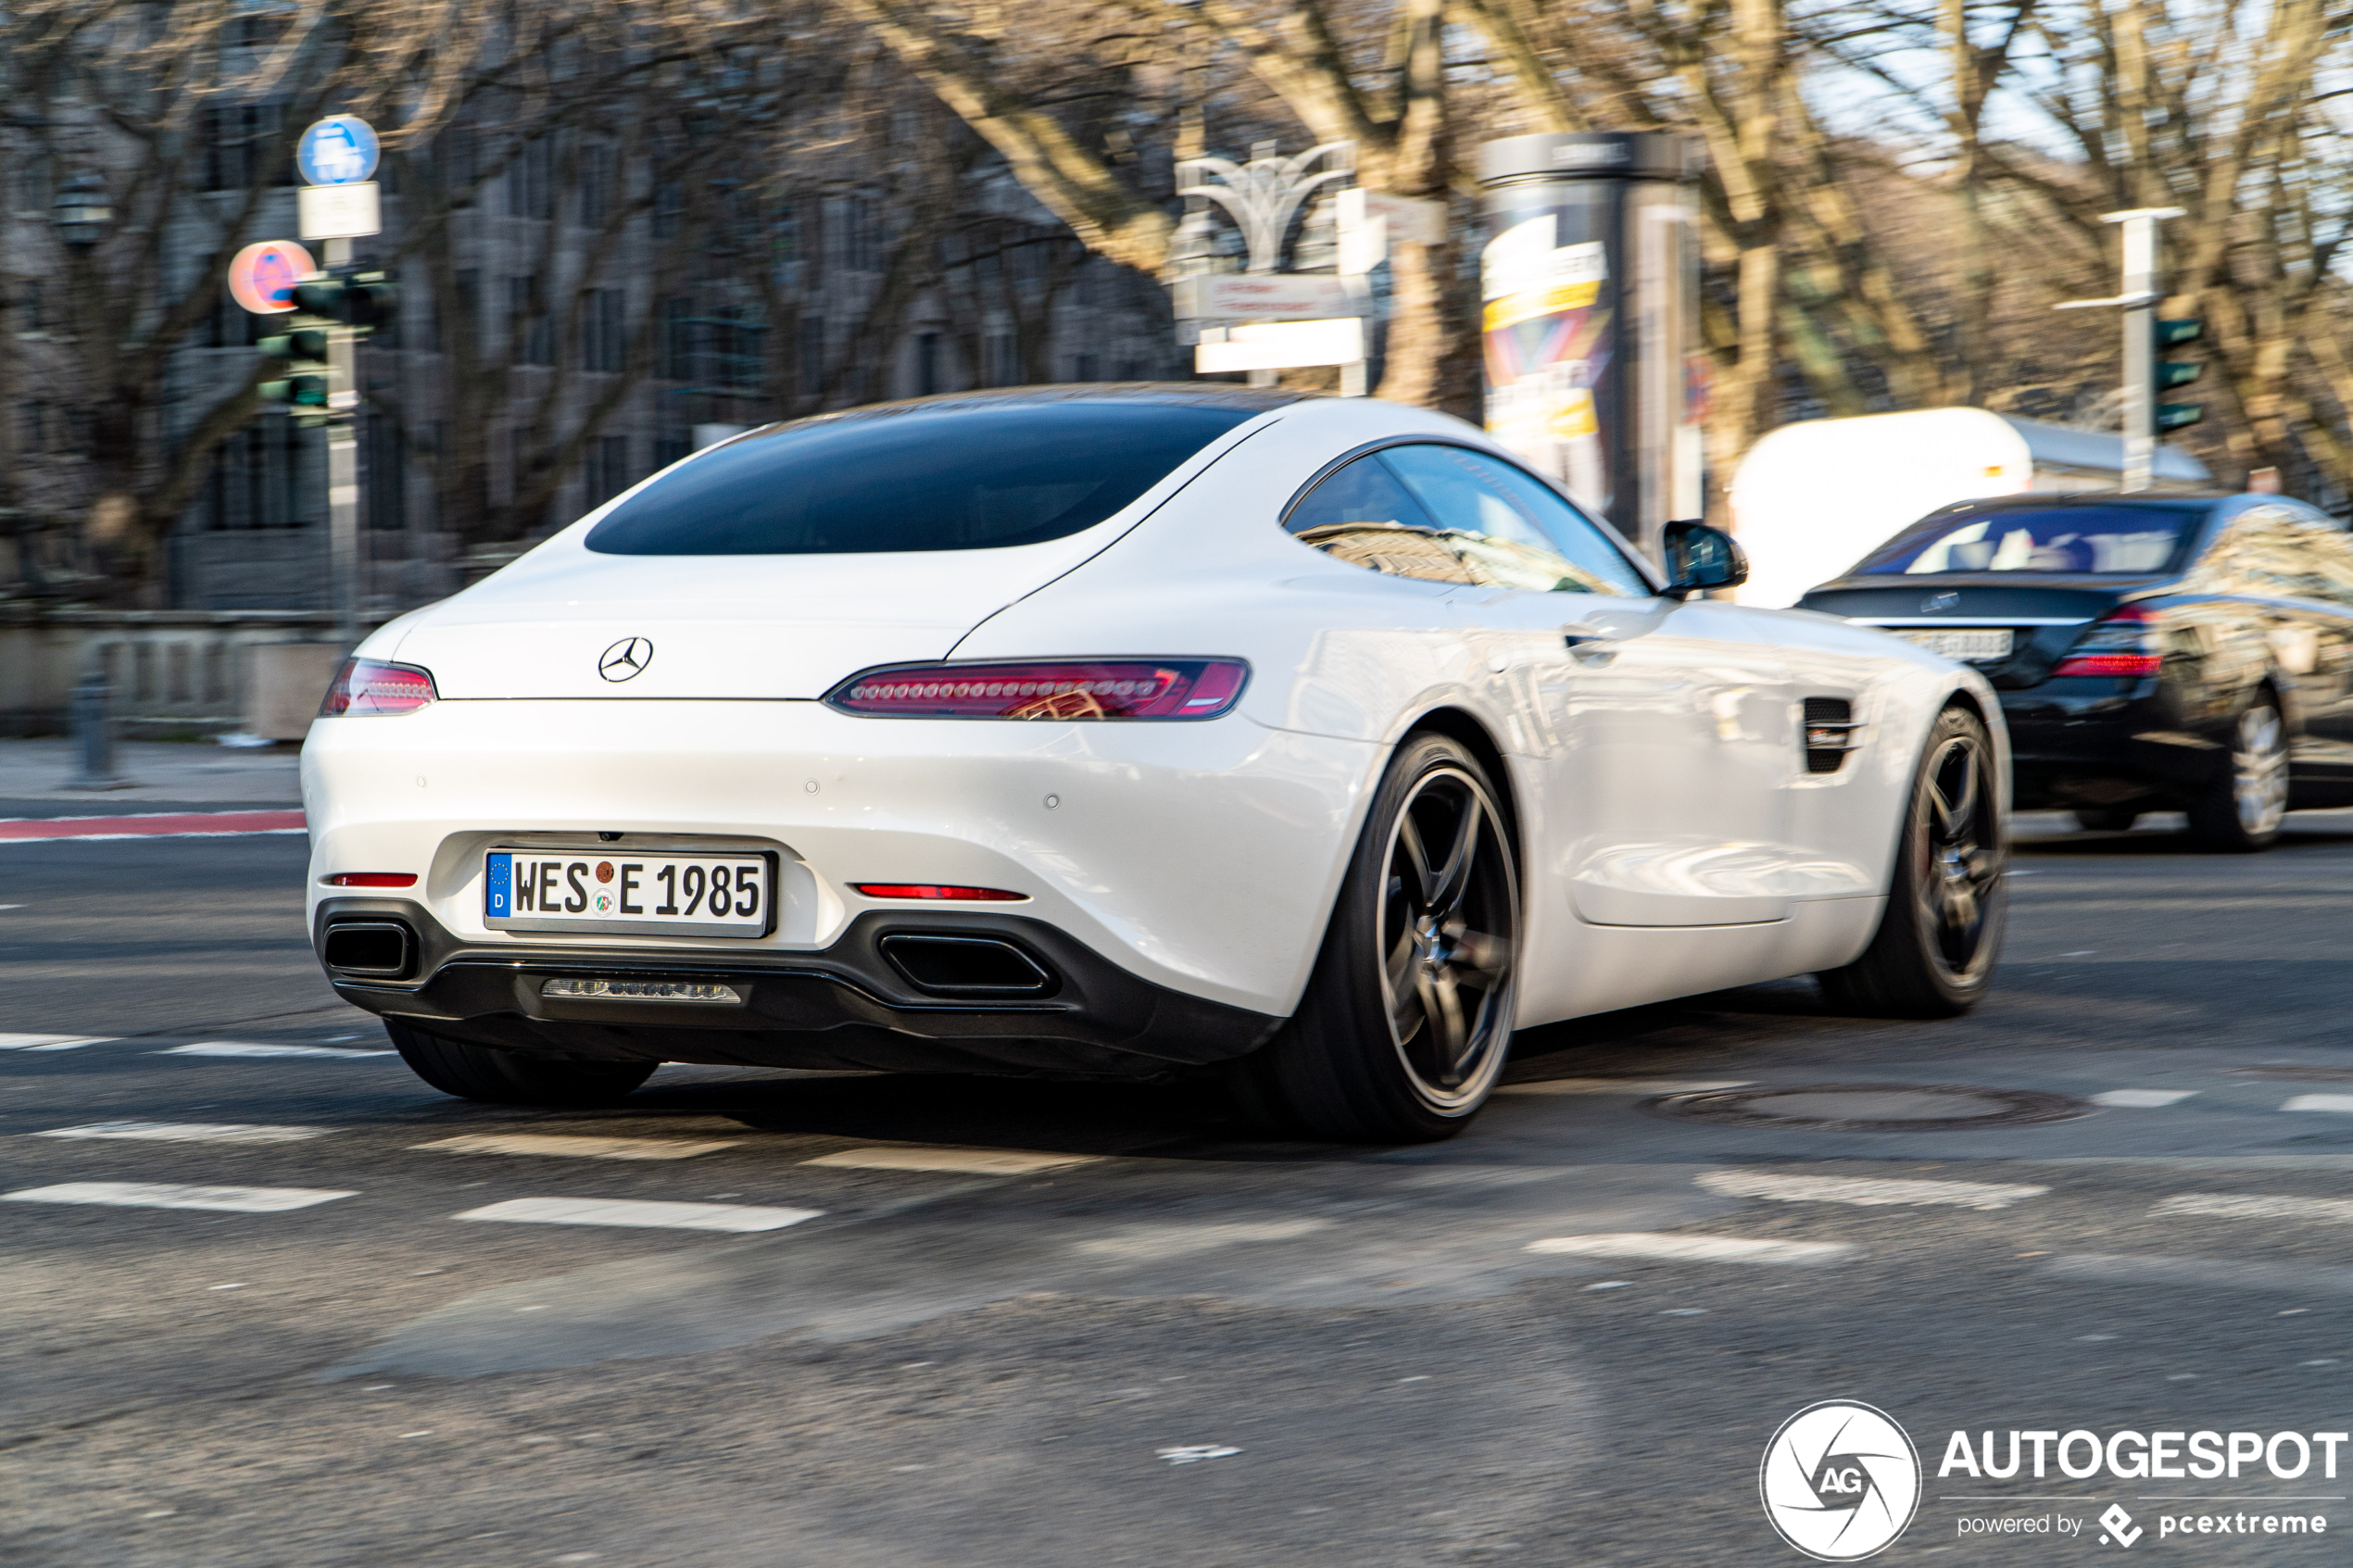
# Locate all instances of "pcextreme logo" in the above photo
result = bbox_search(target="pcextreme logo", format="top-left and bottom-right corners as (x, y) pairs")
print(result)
(1761, 1400), (1924, 1562)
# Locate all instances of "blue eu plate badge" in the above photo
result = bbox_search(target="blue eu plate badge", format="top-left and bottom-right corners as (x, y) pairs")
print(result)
(485, 852), (512, 918)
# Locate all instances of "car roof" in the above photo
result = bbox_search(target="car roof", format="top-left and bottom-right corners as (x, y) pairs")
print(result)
(732, 383), (1315, 442)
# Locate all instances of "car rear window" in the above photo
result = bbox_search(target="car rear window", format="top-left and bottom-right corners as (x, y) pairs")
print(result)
(585, 399), (1258, 555)
(1850, 500), (2214, 576)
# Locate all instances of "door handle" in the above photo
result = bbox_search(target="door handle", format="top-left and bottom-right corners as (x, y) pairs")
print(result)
(1561, 623), (1620, 648)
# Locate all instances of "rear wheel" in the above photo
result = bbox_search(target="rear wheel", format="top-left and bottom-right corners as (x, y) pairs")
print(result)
(1818, 705), (2007, 1018)
(2073, 807), (2140, 833)
(2185, 696), (2287, 852)
(385, 1019), (656, 1107)
(1232, 734), (1520, 1143)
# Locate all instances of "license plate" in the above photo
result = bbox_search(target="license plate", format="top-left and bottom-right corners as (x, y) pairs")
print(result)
(1894, 628), (2012, 661)
(484, 850), (775, 938)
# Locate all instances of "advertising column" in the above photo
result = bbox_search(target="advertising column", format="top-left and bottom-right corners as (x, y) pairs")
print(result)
(1475, 132), (1702, 563)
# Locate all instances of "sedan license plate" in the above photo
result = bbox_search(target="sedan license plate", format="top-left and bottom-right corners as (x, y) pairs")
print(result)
(484, 850), (774, 938)
(1894, 628), (2012, 662)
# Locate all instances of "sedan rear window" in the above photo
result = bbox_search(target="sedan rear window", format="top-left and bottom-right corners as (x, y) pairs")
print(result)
(1851, 501), (2213, 576)
(585, 398), (1259, 555)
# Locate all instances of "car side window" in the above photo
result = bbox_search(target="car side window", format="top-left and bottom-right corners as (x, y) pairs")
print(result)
(2196, 506), (2353, 606)
(1285, 443), (1649, 596)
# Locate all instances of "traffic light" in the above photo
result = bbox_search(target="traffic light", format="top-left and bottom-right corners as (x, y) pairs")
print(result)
(257, 323), (332, 421)
(2154, 318), (2203, 433)
(290, 270), (396, 334)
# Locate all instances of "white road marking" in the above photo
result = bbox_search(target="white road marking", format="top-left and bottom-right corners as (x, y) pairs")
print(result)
(1525, 1232), (1857, 1264)
(0, 1034), (116, 1051)
(1073, 1219), (1328, 1261)
(4, 1181), (353, 1212)
(413, 1134), (737, 1160)
(453, 1197), (821, 1233)
(2154, 1193), (2353, 1223)
(802, 1146), (1102, 1175)
(1157, 1445), (1240, 1464)
(1696, 1170), (2048, 1210)
(36, 1122), (331, 1144)
(159, 1042), (394, 1059)
(1494, 1078), (1753, 1097)
(2092, 1089), (2199, 1108)
(2283, 1094), (2353, 1113)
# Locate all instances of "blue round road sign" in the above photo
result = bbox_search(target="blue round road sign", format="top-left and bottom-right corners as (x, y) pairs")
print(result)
(296, 116), (379, 186)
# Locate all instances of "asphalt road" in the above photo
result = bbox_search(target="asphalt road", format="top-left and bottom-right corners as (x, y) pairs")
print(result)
(6, 808), (2353, 1566)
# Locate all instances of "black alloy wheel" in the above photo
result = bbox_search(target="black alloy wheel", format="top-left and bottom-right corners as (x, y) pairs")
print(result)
(1818, 705), (2007, 1017)
(385, 1019), (657, 1106)
(1233, 732), (1520, 1142)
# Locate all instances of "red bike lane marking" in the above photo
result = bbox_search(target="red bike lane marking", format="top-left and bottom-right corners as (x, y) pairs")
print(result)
(0, 810), (307, 842)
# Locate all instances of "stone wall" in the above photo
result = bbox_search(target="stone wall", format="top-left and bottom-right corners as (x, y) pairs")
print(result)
(0, 609), (376, 738)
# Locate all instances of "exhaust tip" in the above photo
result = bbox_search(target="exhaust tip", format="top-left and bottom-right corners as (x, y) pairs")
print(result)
(879, 934), (1055, 997)
(322, 920), (415, 980)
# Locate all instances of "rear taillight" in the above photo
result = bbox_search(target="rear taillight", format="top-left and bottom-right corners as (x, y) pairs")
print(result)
(851, 884), (1026, 901)
(320, 658), (437, 717)
(2052, 605), (2162, 680)
(324, 872), (418, 888)
(826, 659), (1249, 720)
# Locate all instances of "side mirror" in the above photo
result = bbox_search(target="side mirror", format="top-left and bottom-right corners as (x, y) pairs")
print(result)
(1662, 519), (1748, 600)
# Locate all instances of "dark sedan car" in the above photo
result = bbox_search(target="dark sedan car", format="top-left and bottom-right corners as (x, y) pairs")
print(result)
(1798, 491), (2353, 850)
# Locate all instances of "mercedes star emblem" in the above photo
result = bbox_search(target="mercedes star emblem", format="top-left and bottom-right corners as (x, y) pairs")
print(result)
(598, 636), (654, 682)
(1921, 591), (1960, 613)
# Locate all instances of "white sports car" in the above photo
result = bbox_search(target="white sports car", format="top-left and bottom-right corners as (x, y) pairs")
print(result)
(304, 386), (2007, 1141)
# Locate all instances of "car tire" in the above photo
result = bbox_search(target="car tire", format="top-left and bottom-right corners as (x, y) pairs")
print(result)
(2185, 694), (2288, 853)
(384, 1019), (657, 1107)
(1818, 705), (2007, 1018)
(1233, 732), (1521, 1144)
(2073, 807), (2140, 833)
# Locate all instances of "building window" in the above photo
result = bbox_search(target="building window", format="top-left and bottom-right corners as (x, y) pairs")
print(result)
(986, 333), (1019, 388)
(652, 180), (683, 240)
(799, 316), (826, 398)
(660, 298), (692, 380)
(508, 136), (553, 220)
(583, 288), (625, 374)
(205, 422), (306, 530)
(917, 332), (943, 396)
(366, 418), (409, 531)
(578, 143), (616, 230)
(198, 105), (293, 193)
(1074, 353), (1099, 383)
(586, 434), (631, 507)
(507, 275), (552, 366)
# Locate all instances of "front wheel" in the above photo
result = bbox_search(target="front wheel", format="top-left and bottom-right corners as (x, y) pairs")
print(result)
(1234, 733), (1521, 1143)
(385, 1020), (657, 1107)
(1818, 705), (2007, 1018)
(2185, 696), (2287, 852)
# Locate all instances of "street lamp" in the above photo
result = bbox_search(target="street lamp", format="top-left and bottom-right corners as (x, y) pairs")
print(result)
(53, 171), (113, 250)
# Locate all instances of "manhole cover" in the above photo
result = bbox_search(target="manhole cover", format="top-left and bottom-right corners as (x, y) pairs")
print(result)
(1645, 1083), (2090, 1132)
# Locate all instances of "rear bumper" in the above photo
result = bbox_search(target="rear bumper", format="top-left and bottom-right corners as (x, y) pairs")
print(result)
(1998, 683), (2224, 808)
(317, 898), (1282, 1079)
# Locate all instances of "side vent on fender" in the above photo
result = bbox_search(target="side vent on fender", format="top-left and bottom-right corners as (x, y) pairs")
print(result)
(1802, 697), (1861, 774)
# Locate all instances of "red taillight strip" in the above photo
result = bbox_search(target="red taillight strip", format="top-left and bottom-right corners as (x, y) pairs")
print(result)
(851, 884), (1026, 901)
(2051, 653), (2162, 678)
(825, 659), (1249, 721)
(325, 872), (419, 887)
(320, 658), (437, 718)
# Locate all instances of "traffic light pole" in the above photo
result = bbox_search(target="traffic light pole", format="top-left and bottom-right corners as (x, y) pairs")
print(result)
(321, 237), (362, 649)
(2057, 206), (2187, 494)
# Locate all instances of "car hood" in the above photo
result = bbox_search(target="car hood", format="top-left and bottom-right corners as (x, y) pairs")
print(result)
(386, 535), (1119, 700)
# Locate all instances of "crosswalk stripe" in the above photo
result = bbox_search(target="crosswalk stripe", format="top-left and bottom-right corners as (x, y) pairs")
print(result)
(801, 1146), (1102, 1175)
(1525, 1233), (1857, 1264)
(1494, 1078), (1753, 1097)
(0, 1034), (117, 1051)
(4, 1181), (353, 1212)
(2282, 1094), (2353, 1113)
(454, 1197), (821, 1233)
(1697, 1170), (2048, 1210)
(2154, 1193), (2353, 1223)
(158, 1042), (394, 1060)
(34, 1122), (331, 1144)
(2091, 1089), (2199, 1108)
(415, 1134), (738, 1160)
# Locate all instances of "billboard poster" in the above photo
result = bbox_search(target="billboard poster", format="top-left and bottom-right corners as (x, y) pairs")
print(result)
(1481, 217), (1613, 514)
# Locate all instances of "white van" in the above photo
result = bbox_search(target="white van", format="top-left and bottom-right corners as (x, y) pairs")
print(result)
(1727, 408), (2211, 607)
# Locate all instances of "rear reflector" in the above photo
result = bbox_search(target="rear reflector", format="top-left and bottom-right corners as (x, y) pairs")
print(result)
(320, 658), (437, 717)
(2052, 652), (2162, 678)
(851, 884), (1026, 902)
(541, 978), (741, 1003)
(826, 659), (1248, 720)
(324, 872), (418, 888)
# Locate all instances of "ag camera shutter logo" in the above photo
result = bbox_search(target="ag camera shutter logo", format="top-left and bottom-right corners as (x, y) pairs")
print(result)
(1761, 1400), (1922, 1561)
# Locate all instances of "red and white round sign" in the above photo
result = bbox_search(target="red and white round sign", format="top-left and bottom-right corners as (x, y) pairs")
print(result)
(226, 240), (317, 315)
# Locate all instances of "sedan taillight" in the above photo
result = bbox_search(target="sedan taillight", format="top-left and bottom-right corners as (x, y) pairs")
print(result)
(826, 659), (1249, 720)
(2051, 606), (2162, 680)
(320, 658), (438, 717)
